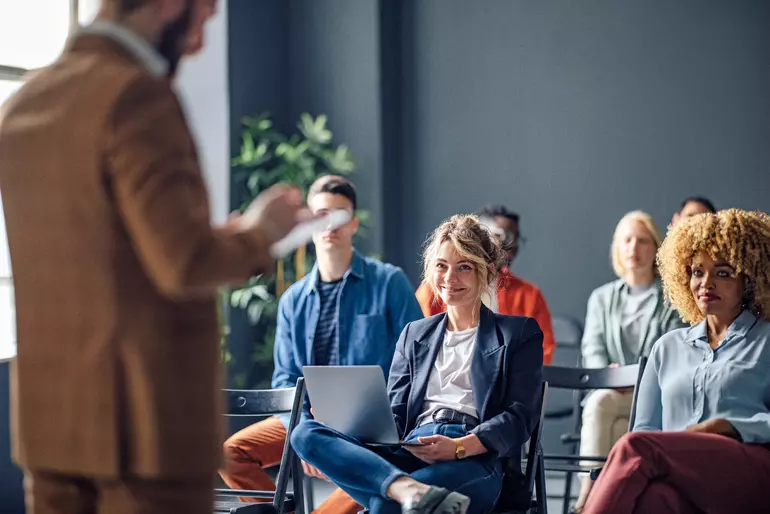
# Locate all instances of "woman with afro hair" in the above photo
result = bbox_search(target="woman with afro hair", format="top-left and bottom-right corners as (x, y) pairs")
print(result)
(583, 209), (770, 514)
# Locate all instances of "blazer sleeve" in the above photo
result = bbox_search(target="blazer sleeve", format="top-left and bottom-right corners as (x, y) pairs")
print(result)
(106, 75), (272, 299)
(470, 317), (544, 459)
(582, 289), (610, 368)
(387, 323), (412, 438)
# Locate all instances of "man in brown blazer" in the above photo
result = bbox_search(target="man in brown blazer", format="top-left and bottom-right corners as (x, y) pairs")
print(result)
(0, 1), (307, 512)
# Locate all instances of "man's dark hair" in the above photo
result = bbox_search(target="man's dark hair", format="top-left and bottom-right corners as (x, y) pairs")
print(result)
(679, 196), (716, 214)
(475, 204), (519, 224)
(308, 175), (357, 211)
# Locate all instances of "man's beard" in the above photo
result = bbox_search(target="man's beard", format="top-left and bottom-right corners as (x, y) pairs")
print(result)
(156, 1), (194, 77)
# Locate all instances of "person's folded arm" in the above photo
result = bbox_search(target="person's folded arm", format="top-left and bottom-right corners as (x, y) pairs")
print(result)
(726, 413), (770, 443)
(469, 317), (544, 459)
(387, 323), (413, 438)
(582, 291), (610, 368)
(632, 342), (663, 432)
(106, 74), (272, 299)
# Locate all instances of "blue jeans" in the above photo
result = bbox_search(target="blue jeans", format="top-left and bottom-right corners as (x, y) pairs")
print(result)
(290, 420), (503, 514)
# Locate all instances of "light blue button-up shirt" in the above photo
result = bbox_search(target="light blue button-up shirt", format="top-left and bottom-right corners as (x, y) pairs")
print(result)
(634, 310), (770, 443)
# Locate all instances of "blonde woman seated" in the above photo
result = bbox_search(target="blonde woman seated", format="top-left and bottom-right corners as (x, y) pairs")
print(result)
(573, 210), (684, 512)
(290, 215), (544, 514)
(584, 209), (770, 514)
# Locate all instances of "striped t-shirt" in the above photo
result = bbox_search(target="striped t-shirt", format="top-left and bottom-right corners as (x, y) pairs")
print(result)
(312, 278), (344, 365)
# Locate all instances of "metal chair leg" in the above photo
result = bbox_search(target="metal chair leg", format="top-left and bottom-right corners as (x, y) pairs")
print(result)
(291, 456), (306, 514)
(536, 451), (548, 514)
(561, 470), (573, 514)
(303, 475), (314, 514)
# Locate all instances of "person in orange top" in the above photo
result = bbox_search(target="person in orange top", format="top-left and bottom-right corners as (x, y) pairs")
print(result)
(416, 205), (556, 364)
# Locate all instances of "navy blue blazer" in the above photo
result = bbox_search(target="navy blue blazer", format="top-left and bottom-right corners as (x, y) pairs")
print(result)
(387, 304), (544, 460)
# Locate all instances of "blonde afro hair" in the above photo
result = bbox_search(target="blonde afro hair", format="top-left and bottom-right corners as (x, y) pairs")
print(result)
(656, 208), (770, 324)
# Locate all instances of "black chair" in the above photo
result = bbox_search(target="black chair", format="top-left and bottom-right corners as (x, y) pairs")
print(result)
(550, 316), (584, 352)
(494, 382), (549, 514)
(542, 315), (583, 434)
(214, 378), (307, 514)
(541, 315), (583, 514)
(539, 358), (647, 514)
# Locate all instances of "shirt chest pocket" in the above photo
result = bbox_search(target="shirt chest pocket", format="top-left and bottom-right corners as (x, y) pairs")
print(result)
(713, 360), (763, 408)
(349, 314), (389, 363)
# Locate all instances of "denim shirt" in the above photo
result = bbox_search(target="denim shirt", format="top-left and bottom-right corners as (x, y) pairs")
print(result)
(272, 250), (423, 420)
(634, 310), (770, 443)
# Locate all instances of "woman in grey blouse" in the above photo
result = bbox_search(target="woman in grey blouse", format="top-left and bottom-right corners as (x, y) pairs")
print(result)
(573, 211), (684, 512)
(584, 208), (770, 514)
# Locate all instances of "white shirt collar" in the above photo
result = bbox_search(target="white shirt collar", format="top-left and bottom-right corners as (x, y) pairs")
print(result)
(80, 20), (169, 78)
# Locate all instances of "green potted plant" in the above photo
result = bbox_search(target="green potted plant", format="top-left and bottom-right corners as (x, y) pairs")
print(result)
(224, 112), (368, 388)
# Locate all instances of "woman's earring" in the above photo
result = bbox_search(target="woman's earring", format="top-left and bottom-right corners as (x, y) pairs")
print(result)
(742, 281), (756, 309)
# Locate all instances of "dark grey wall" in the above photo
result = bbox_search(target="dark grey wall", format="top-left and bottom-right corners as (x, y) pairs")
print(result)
(397, 0), (770, 319)
(288, 0), (384, 255)
(227, 0), (291, 388)
(228, 0), (770, 323)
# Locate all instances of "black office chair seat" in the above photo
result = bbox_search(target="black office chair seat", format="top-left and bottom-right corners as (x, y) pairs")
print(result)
(214, 498), (293, 513)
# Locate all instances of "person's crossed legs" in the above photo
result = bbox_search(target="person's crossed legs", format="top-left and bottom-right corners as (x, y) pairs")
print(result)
(633, 482), (699, 514)
(221, 416), (362, 513)
(290, 420), (502, 514)
(583, 431), (770, 514)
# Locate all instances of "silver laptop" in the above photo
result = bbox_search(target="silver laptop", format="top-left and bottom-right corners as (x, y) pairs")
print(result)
(302, 365), (424, 446)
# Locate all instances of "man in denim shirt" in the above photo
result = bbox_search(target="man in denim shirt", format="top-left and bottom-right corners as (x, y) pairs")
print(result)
(221, 175), (423, 514)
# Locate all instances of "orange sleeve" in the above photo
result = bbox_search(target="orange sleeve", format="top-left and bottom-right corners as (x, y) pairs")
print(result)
(415, 281), (437, 317)
(532, 292), (556, 365)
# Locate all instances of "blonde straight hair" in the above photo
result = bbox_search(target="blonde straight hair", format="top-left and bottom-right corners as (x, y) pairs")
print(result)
(611, 210), (663, 278)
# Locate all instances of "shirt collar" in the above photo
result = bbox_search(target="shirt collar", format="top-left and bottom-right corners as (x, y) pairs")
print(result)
(683, 309), (759, 344)
(620, 277), (663, 294)
(302, 249), (364, 297)
(80, 20), (169, 78)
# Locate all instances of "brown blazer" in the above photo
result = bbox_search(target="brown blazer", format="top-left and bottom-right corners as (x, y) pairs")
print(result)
(0, 34), (272, 479)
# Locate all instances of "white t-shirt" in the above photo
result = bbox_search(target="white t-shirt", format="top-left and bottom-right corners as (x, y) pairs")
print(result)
(417, 327), (478, 425)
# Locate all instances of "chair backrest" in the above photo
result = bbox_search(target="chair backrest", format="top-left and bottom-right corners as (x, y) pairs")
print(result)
(523, 382), (549, 494)
(626, 357), (648, 430)
(551, 314), (583, 347)
(493, 381), (548, 512)
(217, 378), (307, 513)
(224, 385), (298, 416)
(543, 359), (644, 391)
(273, 378), (307, 512)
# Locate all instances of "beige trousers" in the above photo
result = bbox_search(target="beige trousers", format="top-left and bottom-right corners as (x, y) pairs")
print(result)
(579, 389), (634, 465)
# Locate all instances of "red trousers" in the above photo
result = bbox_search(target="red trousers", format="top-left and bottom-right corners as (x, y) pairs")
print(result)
(583, 431), (770, 514)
